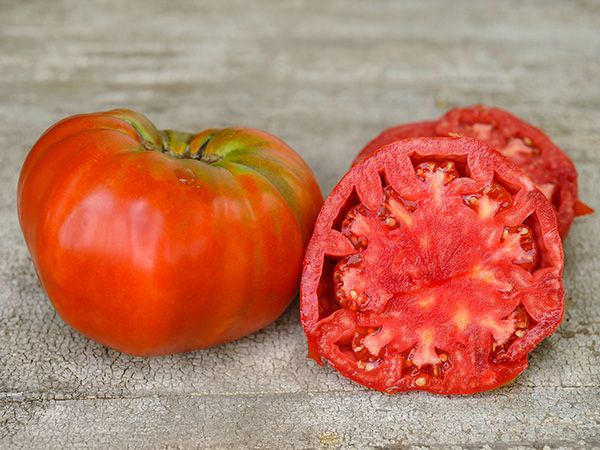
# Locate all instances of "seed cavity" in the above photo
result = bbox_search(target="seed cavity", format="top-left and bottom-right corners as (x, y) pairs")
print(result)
(490, 305), (533, 359)
(415, 161), (459, 184)
(502, 137), (540, 158)
(334, 252), (371, 311)
(463, 182), (512, 217)
(357, 360), (381, 371)
(470, 123), (540, 159)
(387, 197), (414, 227)
(377, 187), (417, 230)
(341, 205), (371, 250)
(472, 123), (493, 141)
(501, 224), (536, 272)
(404, 347), (451, 382)
(351, 327), (382, 363)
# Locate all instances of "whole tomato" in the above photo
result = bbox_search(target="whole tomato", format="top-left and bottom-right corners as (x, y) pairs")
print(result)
(18, 109), (323, 356)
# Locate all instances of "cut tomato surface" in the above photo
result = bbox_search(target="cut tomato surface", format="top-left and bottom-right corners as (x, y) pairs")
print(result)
(435, 106), (591, 237)
(301, 137), (564, 395)
(355, 121), (437, 166)
(354, 106), (592, 238)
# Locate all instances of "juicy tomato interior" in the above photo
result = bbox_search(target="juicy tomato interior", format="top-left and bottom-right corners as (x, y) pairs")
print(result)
(303, 141), (564, 395)
(439, 120), (554, 201)
(355, 106), (591, 238)
(434, 106), (590, 237)
(334, 161), (535, 388)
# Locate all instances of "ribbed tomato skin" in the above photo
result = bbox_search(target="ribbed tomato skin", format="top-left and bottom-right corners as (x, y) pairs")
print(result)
(18, 109), (323, 356)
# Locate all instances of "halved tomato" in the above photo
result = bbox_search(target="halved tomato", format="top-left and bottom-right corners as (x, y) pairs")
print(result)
(301, 137), (564, 394)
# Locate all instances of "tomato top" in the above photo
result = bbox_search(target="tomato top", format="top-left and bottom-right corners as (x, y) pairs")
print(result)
(301, 137), (564, 394)
(20, 109), (322, 244)
(18, 109), (323, 355)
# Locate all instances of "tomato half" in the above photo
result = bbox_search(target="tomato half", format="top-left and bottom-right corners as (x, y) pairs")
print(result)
(18, 109), (323, 356)
(301, 137), (564, 394)
(353, 106), (592, 238)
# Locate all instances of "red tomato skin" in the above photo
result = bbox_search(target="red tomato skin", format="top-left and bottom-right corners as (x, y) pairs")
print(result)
(18, 110), (323, 356)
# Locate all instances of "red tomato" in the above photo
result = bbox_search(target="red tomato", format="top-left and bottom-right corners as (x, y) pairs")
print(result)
(18, 109), (323, 356)
(301, 137), (564, 394)
(353, 106), (593, 238)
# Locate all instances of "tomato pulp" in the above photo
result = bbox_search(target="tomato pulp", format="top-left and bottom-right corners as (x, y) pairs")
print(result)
(302, 137), (564, 394)
(18, 109), (323, 356)
(354, 105), (592, 238)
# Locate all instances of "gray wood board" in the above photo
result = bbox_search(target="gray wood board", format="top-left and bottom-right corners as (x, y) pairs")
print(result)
(1, 0), (599, 448)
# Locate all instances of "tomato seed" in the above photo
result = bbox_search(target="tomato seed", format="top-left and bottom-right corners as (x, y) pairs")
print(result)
(464, 182), (513, 216)
(365, 361), (380, 371)
(415, 161), (459, 184)
(384, 217), (397, 227)
(352, 327), (381, 362)
(502, 225), (537, 272)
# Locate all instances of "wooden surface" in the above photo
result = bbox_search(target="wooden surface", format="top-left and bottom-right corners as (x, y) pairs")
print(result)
(1, 1), (599, 448)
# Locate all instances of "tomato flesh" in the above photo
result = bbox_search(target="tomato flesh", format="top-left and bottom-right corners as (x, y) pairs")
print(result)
(436, 106), (591, 237)
(353, 106), (592, 238)
(301, 137), (564, 394)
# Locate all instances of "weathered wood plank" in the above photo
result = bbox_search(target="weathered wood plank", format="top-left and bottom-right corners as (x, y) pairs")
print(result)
(3, 387), (600, 449)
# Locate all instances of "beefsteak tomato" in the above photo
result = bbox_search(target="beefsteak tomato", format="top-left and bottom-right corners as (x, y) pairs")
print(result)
(18, 109), (323, 356)
(301, 137), (564, 394)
